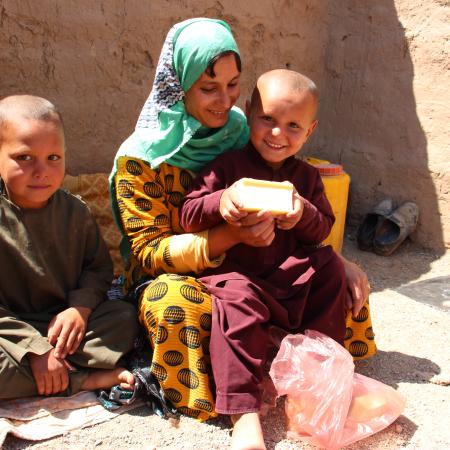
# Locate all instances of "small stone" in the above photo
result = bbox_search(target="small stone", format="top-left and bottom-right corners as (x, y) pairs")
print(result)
(395, 424), (403, 433)
(94, 440), (103, 446)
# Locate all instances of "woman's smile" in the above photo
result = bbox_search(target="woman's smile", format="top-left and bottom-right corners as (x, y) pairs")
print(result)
(184, 54), (241, 128)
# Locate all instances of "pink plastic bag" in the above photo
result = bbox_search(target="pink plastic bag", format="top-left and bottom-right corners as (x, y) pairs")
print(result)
(269, 330), (406, 449)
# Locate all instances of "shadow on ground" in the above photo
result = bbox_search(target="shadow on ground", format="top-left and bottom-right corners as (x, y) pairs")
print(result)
(356, 350), (441, 389)
(395, 275), (450, 313)
(343, 235), (444, 293)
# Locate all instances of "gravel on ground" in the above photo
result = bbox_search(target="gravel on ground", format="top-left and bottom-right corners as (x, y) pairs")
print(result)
(3, 236), (450, 450)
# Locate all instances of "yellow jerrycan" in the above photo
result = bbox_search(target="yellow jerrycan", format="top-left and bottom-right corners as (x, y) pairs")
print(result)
(305, 157), (350, 253)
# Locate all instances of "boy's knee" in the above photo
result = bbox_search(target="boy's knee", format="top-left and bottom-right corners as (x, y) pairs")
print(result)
(107, 300), (139, 342)
(108, 299), (137, 320)
(121, 303), (140, 342)
(324, 250), (346, 281)
(312, 250), (347, 300)
(93, 298), (137, 323)
(80, 300), (139, 365)
(330, 251), (346, 276)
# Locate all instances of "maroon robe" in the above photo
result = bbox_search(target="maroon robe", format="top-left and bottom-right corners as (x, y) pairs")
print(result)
(180, 144), (347, 414)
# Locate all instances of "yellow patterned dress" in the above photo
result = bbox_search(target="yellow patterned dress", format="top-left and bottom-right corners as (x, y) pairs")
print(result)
(113, 156), (376, 421)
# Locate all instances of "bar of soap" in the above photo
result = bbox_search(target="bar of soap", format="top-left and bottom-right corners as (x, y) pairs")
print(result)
(236, 178), (294, 215)
(348, 393), (388, 421)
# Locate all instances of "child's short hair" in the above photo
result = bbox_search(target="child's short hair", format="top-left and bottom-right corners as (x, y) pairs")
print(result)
(250, 69), (319, 112)
(0, 95), (62, 145)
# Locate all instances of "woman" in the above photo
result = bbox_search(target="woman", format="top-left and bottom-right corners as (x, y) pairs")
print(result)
(110, 17), (375, 445)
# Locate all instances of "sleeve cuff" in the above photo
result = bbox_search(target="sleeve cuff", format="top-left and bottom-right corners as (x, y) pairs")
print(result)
(169, 230), (225, 274)
(12, 336), (53, 363)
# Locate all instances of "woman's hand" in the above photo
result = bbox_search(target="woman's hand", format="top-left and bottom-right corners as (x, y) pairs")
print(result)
(276, 188), (304, 230)
(233, 210), (275, 247)
(208, 210), (275, 258)
(341, 256), (370, 317)
(219, 182), (248, 225)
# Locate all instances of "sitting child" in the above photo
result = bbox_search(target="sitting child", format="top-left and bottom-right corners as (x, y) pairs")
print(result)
(0, 95), (138, 399)
(180, 70), (352, 449)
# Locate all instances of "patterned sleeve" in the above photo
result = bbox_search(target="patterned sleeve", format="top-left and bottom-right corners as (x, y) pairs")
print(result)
(114, 157), (224, 276)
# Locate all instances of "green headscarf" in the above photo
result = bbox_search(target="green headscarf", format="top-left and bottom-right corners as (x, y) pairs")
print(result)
(111, 18), (249, 174)
(109, 18), (249, 264)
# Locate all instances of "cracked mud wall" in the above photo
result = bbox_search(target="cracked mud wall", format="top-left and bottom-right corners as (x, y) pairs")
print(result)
(0, 1), (448, 251)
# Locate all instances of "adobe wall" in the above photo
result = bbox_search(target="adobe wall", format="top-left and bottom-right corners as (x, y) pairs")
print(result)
(0, 0), (448, 251)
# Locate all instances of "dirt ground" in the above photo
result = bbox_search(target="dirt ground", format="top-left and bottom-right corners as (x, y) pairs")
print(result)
(3, 234), (450, 450)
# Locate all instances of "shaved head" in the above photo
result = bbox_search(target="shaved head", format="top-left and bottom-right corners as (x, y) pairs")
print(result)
(250, 69), (319, 117)
(0, 95), (62, 145)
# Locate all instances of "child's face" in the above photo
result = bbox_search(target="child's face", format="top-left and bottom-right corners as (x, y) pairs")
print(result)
(0, 118), (65, 209)
(247, 84), (317, 170)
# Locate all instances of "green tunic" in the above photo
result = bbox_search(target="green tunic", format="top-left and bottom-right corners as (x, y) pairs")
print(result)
(0, 187), (137, 398)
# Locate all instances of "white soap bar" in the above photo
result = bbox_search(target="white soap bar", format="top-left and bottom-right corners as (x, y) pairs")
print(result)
(235, 178), (294, 215)
(348, 393), (388, 421)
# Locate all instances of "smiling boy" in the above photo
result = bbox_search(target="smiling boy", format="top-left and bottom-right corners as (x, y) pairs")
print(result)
(0, 95), (138, 398)
(180, 70), (349, 449)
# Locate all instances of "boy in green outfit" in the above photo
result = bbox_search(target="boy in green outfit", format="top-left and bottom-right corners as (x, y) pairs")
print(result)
(0, 95), (138, 398)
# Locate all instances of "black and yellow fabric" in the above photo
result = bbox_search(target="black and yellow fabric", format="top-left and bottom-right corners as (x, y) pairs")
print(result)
(344, 300), (377, 359)
(138, 274), (215, 421)
(114, 156), (220, 421)
(114, 157), (224, 291)
(113, 155), (376, 420)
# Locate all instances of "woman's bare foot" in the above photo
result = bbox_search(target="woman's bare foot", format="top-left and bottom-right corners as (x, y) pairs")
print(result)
(231, 412), (266, 450)
(81, 367), (135, 391)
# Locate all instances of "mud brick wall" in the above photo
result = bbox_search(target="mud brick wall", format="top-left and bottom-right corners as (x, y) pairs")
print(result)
(1, 1), (448, 251)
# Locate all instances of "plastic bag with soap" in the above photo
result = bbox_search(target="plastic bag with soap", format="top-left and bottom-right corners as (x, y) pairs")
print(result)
(269, 330), (406, 449)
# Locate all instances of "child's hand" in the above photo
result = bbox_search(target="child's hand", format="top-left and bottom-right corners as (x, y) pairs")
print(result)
(28, 349), (75, 396)
(219, 182), (248, 225)
(276, 189), (304, 230)
(47, 306), (92, 359)
(343, 259), (370, 317)
(229, 210), (275, 247)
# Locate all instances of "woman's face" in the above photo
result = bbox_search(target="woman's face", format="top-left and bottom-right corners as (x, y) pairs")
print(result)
(184, 53), (241, 128)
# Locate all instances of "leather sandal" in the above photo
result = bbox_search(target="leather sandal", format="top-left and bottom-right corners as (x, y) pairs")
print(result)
(373, 201), (419, 256)
(357, 198), (395, 251)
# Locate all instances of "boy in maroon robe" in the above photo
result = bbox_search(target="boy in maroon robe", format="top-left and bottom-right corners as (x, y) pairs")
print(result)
(180, 70), (347, 448)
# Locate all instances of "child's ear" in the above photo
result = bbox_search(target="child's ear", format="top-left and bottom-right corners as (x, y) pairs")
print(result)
(306, 120), (318, 139)
(245, 100), (251, 119)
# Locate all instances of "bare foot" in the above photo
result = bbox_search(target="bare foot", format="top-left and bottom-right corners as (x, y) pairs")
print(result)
(81, 367), (135, 391)
(231, 412), (266, 450)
